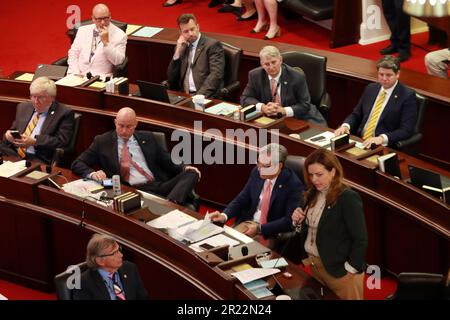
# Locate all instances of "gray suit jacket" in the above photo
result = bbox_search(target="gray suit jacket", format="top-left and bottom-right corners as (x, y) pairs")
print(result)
(167, 35), (225, 98)
(240, 64), (326, 125)
(1, 101), (74, 163)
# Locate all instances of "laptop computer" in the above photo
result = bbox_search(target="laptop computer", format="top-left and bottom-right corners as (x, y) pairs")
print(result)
(408, 164), (450, 204)
(136, 80), (186, 105)
(33, 64), (68, 81)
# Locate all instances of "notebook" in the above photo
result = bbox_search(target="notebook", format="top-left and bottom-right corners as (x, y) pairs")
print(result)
(136, 80), (186, 105)
(33, 64), (68, 81)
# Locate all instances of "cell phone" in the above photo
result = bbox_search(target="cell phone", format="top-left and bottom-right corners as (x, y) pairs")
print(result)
(102, 179), (113, 188)
(310, 135), (326, 142)
(10, 130), (21, 139)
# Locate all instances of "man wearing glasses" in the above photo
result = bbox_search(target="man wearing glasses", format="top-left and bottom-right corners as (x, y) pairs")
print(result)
(73, 233), (148, 300)
(1, 77), (74, 164)
(210, 143), (304, 243)
(67, 3), (127, 77)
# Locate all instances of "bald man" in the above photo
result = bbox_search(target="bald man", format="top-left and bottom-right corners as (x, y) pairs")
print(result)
(71, 108), (200, 205)
(67, 3), (127, 77)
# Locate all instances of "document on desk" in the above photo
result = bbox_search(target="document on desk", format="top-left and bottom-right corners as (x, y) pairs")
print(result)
(146, 209), (196, 229)
(177, 220), (223, 243)
(231, 267), (280, 284)
(15, 73), (34, 82)
(132, 26), (163, 38)
(126, 24), (142, 35)
(55, 74), (88, 87)
(304, 131), (334, 148)
(62, 179), (103, 198)
(0, 160), (27, 178)
(189, 234), (240, 252)
(223, 225), (253, 244)
(205, 102), (239, 116)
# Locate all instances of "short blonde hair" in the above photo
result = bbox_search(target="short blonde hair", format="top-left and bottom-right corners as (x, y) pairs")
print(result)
(259, 46), (281, 60)
(30, 76), (57, 97)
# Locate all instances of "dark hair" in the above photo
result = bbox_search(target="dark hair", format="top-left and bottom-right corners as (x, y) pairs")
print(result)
(303, 148), (347, 207)
(177, 13), (197, 27)
(376, 55), (400, 73)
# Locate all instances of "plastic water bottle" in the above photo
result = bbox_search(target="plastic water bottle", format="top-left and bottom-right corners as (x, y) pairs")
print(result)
(112, 175), (121, 196)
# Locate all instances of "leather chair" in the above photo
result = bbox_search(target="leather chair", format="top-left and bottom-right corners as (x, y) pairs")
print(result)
(280, 0), (334, 21)
(281, 51), (331, 119)
(54, 112), (82, 168)
(54, 262), (87, 300)
(394, 93), (427, 156)
(52, 19), (128, 78)
(216, 42), (242, 100)
(152, 132), (200, 212)
(386, 272), (447, 300)
(284, 154), (306, 185)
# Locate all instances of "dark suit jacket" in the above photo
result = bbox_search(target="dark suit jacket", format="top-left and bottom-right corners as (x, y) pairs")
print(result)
(299, 188), (368, 278)
(224, 166), (304, 238)
(344, 82), (417, 147)
(72, 261), (149, 300)
(1, 101), (74, 163)
(71, 130), (183, 182)
(167, 35), (225, 98)
(240, 64), (326, 125)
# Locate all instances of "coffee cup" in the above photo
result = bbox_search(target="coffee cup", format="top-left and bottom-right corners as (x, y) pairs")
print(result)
(192, 94), (205, 110)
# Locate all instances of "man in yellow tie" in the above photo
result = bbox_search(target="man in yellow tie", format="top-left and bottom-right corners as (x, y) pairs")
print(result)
(1, 77), (74, 163)
(335, 55), (418, 149)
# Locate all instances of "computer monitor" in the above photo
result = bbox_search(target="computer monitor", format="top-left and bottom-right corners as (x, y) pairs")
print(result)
(136, 80), (186, 105)
(33, 64), (68, 81)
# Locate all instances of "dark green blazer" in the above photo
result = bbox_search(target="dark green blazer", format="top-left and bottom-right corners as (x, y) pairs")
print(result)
(300, 188), (368, 278)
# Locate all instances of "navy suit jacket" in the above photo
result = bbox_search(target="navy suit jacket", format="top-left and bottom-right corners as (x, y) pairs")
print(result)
(240, 64), (326, 125)
(72, 261), (149, 300)
(224, 166), (304, 238)
(71, 130), (183, 182)
(344, 82), (417, 147)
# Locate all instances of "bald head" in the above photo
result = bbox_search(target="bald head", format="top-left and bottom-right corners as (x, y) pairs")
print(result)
(92, 3), (111, 29)
(115, 108), (137, 140)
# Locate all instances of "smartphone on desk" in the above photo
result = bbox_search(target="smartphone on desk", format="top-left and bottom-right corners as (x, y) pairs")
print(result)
(102, 179), (113, 188)
(10, 130), (21, 139)
(310, 135), (326, 142)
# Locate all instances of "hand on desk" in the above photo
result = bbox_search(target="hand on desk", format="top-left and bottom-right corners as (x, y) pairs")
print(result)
(209, 211), (226, 223)
(90, 170), (107, 181)
(261, 102), (283, 117)
(362, 136), (383, 149)
(334, 125), (350, 136)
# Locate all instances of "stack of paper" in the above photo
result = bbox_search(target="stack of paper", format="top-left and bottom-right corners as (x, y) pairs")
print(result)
(132, 26), (163, 38)
(189, 234), (240, 252)
(0, 160), (27, 178)
(176, 220), (223, 243)
(146, 209), (196, 229)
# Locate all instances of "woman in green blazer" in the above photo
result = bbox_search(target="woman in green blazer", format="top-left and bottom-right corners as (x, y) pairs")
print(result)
(292, 148), (368, 300)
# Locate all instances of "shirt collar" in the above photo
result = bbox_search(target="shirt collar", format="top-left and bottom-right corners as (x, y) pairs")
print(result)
(380, 80), (398, 97)
(191, 33), (201, 49)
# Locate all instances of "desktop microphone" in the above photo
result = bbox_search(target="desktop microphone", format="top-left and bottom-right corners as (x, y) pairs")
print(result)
(86, 72), (93, 79)
(241, 245), (249, 257)
(25, 160), (31, 168)
(370, 143), (377, 150)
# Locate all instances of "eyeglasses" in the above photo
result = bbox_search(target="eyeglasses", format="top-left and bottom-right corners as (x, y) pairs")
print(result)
(93, 16), (110, 22)
(30, 94), (48, 101)
(99, 245), (122, 258)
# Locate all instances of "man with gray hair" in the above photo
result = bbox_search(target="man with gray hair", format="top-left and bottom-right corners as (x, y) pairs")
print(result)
(73, 233), (148, 300)
(1, 76), (74, 163)
(210, 143), (304, 241)
(241, 45), (326, 125)
(335, 55), (417, 149)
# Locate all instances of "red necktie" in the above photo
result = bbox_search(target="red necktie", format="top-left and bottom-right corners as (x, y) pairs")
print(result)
(120, 140), (131, 182)
(271, 78), (280, 104)
(260, 180), (272, 225)
(108, 273), (126, 300)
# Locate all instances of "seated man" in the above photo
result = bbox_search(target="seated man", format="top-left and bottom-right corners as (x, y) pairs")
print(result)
(73, 233), (149, 300)
(240, 45), (326, 126)
(335, 55), (418, 149)
(425, 48), (450, 79)
(167, 13), (225, 98)
(1, 76), (75, 164)
(71, 107), (200, 205)
(210, 143), (304, 242)
(67, 3), (127, 77)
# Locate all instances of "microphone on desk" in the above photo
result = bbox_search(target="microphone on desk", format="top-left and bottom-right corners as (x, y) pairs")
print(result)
(46, 148), (64, 173)
(370, 143), (377, 150)
(241, 245), (249, 257)
(25, 160), (31, 168)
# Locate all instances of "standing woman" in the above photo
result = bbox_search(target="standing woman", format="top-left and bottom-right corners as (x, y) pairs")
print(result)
(252, 0), (281, 40)
(292, 149), (368, 300)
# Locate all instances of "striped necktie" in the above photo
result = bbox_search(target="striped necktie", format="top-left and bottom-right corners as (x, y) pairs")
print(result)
(271, 78), (280, 104)
(363, 90), (386, 140)
(120, 139), (154, 184)
(108, 272), (126, 300)
(17, 113), (40, 158)
(183, 44), (194, 94)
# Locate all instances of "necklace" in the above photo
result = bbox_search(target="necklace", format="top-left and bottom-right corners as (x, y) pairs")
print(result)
(308, 197), (326, 246)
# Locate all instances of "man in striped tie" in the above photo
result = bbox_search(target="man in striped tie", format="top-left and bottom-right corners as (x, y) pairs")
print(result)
(1, 77), (74, 163)
(335, 55), (418, 149)
(73, 233), (148, 300)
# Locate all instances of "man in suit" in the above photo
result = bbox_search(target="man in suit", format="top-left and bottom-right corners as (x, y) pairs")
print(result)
(73, 233), (148, 300)
(210, 143), (304, 241)
(380, 0), (411, 62)
(67, 3), (127, 77)
(167, 13), (225, 98)
(240, 46), (326, 126)
(335, 55), (417, 149)
(1, 77), (74, 164)
(71, 107), (200, 205)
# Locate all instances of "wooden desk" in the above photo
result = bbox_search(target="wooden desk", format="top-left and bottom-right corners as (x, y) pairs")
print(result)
(0, 80), (448, 278)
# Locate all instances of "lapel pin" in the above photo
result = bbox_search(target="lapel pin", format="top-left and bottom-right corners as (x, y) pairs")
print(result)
(394, 95), (398, 99)
(279, 184), (282, 188)
(51, 111), (55, 115)
(284, 81), (287, 85)
(123, 274), (127, 279)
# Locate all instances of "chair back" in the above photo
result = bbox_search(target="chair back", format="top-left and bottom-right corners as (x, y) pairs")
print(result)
(54, 262), (88, 300)
(414, 93), (427, 135)
(221, 42), (242, 88)
(54, 112), (82, 167)
(284, 155), (306, 184)
(71, 19), (128, 41)
(388, 272), (446, 300)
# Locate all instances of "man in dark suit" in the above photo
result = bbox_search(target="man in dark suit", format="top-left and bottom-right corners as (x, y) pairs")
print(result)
(335, 55), (417, 149)
(380, 0), (411, 62)
(210, 143), (304, 240)
(71, 107), (200, 205)
(1, 76), (74, 164)
(73, 233), (148, 300)
(240, 45), (326, 126)
(167, 13), (225, 98)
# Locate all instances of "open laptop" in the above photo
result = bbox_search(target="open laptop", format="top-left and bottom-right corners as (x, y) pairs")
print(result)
(33, 64), (68, 81)
(136, 80), (186, 105)
(408, 164), (450, 204)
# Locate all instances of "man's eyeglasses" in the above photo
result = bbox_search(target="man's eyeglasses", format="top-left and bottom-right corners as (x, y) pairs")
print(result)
(30, 94), (48, 101)
(93, 16), (110, 22)
(99, 245), (122, 257)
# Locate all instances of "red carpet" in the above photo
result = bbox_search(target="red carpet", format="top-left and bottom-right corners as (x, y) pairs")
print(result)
(0, 0), (438, 77)
(0, 280), (56, 300)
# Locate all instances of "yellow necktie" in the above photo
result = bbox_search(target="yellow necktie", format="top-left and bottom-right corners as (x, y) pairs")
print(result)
(17, 113), (40, 158)
(363, 91), (386, 140)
